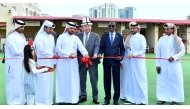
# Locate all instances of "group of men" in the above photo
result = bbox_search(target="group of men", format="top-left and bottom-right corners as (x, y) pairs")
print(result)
(3, 16), (185, 105)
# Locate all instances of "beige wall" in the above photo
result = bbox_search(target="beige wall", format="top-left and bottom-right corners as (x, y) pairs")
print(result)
(0, 7), (13, 36)
(186, 27), (190, 53)
(3, 3), (22, 15)
(145, 24), (157, 53)
(154, 25), (159, 53)
(3, 3), (41, 16)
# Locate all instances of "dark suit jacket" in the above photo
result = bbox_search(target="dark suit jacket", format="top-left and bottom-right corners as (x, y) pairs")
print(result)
(76, 32), (100, 66)
(99, 32), (125, 67)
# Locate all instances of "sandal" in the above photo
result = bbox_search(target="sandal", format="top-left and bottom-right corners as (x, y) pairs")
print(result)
(157, 101), (165, 105)
(172, 101), (178, 105)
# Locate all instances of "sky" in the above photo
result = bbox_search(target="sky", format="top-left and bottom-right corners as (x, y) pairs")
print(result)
(38, 3), (190, 20)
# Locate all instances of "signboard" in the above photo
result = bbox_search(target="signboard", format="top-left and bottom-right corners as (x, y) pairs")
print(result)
(25, 21), (40, 26)
(0, 27), (6, 29)
(139, 24), (147, 28)
(62, 22), (77, 27)
(98, 22), (109, 28)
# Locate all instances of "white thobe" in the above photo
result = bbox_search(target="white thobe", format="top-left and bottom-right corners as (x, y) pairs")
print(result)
(34, 31), (55, 105)
(4, 31), (27, 105)
(156, 34), (185, 102)
(56, 32), (88, 104)
(124, 33), (148, 104)
(120, 40), (128, 99)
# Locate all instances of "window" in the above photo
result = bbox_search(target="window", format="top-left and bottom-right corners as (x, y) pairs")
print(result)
(94, 10), (97, 18)
(28, 10), (30, 15)
(12, 6), (16, 11)
(30, 10), (32, 15)
(102, 8), (105, 18)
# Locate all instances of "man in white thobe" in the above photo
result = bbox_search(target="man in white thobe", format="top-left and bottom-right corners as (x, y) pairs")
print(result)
(120, 29), (130, 100)
(34, 20), (60, 105)
(156, 23), (185, 105)
(56, 22), (89, 105)
(4, 20), (27, 105)
(124, 22), (148, 105)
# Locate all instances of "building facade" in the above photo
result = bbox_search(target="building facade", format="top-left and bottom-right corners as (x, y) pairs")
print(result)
(89, 3), (119, 18)
(72, 14), (86, 17)
(185, 14), (190, 20)
(41, 13), (52, 16)
(1, 3), (41, 16)
(119, 6), (137, 18)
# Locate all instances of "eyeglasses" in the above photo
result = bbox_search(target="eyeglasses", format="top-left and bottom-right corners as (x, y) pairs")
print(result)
(108, 25), (115, 28)
(123, 34), (129, 35)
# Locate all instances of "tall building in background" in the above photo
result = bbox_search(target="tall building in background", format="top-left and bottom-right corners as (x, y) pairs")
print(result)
(72, 14), (86, 17)
(89, 3), (119, 18)
(1, 3), (41, 16)
(185, 14), (190, 20)
(119, 6), (137, 18)
(41, 13), (52, 16)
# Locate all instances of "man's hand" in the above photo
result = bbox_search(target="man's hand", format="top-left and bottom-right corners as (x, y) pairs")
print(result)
(127, 54), (134, 59)
(54, 64), (56, 69)
(168, 57), (174, 62)
(156, 66), (161, 74)
(69, 53), (76, 59)
(83, 54), (89, 58)
(92, 54), (98, 59)
(120, 63), (123, 68)
(98, 54), (102, 59)
(116, 56), (122, 61)
(53, 54), (60, 59)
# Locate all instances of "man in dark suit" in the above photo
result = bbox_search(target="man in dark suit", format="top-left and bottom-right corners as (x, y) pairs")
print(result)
(98, 21), (125, 105)
(76, 17), (100, 104)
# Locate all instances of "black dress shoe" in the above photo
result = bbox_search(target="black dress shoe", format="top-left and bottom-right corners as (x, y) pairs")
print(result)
(138, 103), (146, 105)
(78, 98), (87, 103)
(102, 100), (110, 105)
(120, 98), (125, 101)
(58, 103), (64, 105)
(114, 101), (119, 105)
(93, 99), (100, 104)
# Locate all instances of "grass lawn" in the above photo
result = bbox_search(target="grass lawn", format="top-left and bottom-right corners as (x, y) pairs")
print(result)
(0, 53), (189, 105)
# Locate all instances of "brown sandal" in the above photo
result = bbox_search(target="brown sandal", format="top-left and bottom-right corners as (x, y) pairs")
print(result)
(157, 101), (165, 105)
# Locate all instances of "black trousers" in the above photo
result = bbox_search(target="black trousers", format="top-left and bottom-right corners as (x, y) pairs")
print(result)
(103, 65), (120, 102)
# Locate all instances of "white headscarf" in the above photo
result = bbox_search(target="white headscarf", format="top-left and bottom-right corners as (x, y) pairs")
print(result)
(7, 20), (25, 37)
(35, 20), (55, 38)
(125, 21), (141, 48)
(163, 23), (181, 53)
(63, 22), (76, 33)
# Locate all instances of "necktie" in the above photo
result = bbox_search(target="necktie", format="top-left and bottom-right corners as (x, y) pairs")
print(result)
(110, 34), (113, 45)
(85, 33), (88, 47)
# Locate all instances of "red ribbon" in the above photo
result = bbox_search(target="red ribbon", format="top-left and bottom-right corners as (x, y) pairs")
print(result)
(81, 57), (93, 68)
(1, 56), (190, 61)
